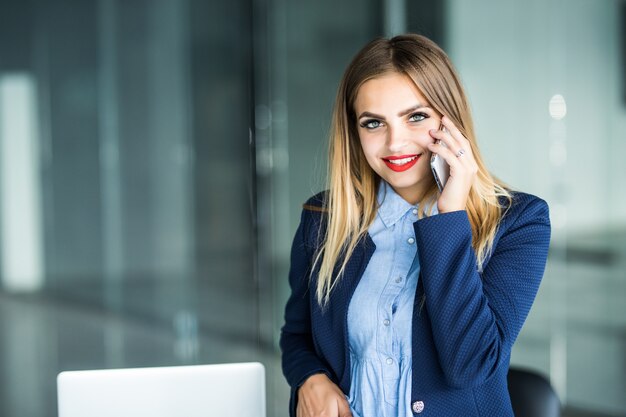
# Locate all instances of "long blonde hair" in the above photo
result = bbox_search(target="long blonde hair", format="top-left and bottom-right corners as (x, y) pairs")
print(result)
(313, 34), (511, 306)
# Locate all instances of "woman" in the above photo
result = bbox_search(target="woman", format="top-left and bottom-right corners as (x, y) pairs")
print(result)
(280, 34), (551, 417)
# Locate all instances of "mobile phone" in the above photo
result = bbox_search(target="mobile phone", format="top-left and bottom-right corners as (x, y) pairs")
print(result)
(430, 125), (449, 192)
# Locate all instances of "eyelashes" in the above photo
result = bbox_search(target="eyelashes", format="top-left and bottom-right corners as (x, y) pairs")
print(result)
(360, 119), (381, 129)
(409, 112), (428, 122)
(359, 112), (429, 130)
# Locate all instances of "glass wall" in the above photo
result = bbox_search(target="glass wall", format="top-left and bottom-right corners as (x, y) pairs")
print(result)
(0, 0), (262, 415)
(0, 0), (624, 416)
(445, 0), (626, 415)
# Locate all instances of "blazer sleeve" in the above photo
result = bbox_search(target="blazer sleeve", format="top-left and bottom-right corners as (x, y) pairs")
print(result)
(279, 207), (332, 410)
(413, 196), (551, 389)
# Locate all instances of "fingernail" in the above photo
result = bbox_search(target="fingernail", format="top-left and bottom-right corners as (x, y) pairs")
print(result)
(429, 129), (436, 134)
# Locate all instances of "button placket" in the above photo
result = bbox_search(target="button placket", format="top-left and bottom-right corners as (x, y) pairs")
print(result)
(372, 206), (421, 411)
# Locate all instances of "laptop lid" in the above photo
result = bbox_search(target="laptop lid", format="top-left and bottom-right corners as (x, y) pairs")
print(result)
(57, 362), (265, 417)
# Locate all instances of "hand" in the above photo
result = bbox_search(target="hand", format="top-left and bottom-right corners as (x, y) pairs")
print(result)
(428, 116), (478, 213)
(296, 373), (353, 417)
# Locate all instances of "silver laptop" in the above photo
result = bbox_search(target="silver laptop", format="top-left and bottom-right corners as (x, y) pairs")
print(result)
(57, 362), (265, 417)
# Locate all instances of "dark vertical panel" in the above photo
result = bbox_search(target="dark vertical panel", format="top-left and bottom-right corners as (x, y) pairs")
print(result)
(406, 0), (447, 48)
(116, 0), (155, 278)
(622, 1), (625, 104)
(43, 0), (103, 281)
(0, 1), (34, 70)
(285, 0), (383, 223)
(188, 0), (254, 281)
(187, 0), (258, 348)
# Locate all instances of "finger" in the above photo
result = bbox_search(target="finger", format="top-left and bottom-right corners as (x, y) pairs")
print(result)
(429, 129), (475, 170)
(440, 115), (471, 147)
(441, 116), (472, 158)
(296, 399), (310, 417)
(300, 395), (318, 417)
(429, 128), (466, 156)
(427, 140), (465, 167)
(337, 397), (353, 417)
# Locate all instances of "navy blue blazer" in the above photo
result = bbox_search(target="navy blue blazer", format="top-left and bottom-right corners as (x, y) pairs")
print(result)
(280, 191), (551, 416)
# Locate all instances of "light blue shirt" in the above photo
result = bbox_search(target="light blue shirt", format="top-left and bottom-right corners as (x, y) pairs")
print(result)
(347, 181), (436, 417)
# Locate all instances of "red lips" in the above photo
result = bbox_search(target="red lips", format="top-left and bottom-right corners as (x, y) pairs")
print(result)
(382, 154), (420, 172)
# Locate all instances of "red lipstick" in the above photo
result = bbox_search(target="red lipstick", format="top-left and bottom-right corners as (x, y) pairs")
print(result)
(383, 154), (420, 172)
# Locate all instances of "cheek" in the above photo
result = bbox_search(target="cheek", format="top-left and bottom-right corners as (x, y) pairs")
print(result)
(412, 126), (437, 146)
(358, 141), (385, 174)
(359, 136), (379, 160)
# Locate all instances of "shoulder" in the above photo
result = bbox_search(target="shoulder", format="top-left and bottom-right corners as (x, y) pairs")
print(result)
(296, 191), (329, 248)
(496, 191), (550, 243)
(302, 190), (329, 213)
(503, 191), (549, 223)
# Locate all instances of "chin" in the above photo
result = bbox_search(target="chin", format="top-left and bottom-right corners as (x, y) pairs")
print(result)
(386, 171), (429, 188)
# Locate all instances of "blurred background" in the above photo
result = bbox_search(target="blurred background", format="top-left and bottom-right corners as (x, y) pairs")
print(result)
(0, 0), (624, 416)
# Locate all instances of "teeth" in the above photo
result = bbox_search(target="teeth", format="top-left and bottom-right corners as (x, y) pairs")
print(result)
(387, 156), (417, 165)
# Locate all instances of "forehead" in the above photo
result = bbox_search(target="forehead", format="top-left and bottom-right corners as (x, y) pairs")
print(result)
(354, 72), (427, 112)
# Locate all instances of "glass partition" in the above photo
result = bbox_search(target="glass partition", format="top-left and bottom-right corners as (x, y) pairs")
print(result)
(446, 0), (626, 414)
(0, 0), (262, 415)
(0, 0), (624, 416)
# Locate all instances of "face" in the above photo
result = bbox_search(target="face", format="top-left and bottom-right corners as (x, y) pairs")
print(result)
(354, 72), (441, 204)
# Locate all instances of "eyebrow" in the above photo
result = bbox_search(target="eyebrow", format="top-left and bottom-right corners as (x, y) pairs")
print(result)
(358, 104), (431, 120)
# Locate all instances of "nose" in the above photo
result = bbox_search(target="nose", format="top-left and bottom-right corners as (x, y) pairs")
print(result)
(387, 124), (409, 153)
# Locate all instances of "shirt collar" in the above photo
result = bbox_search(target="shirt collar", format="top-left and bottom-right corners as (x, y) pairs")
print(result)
(376, 181), (417, 228)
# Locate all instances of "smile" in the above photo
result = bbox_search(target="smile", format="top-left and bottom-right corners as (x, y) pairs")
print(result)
(383, 154), (420, 172)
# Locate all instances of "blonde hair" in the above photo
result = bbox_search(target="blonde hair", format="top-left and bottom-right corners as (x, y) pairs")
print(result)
(313, 34), (511, 306)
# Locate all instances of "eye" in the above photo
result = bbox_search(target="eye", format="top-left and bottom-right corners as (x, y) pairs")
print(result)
(409, 112), (428, 122)
(360, 119), (383, 129)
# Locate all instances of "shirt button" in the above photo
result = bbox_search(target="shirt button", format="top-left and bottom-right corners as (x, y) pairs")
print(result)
(383, 319), (390, 326)
(412, 401), (425, 413)
(386, 358), (393, 365)
(407, 237), (415, 244)
(412, 208), (418, 215)
(395, 276), (402, 283)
